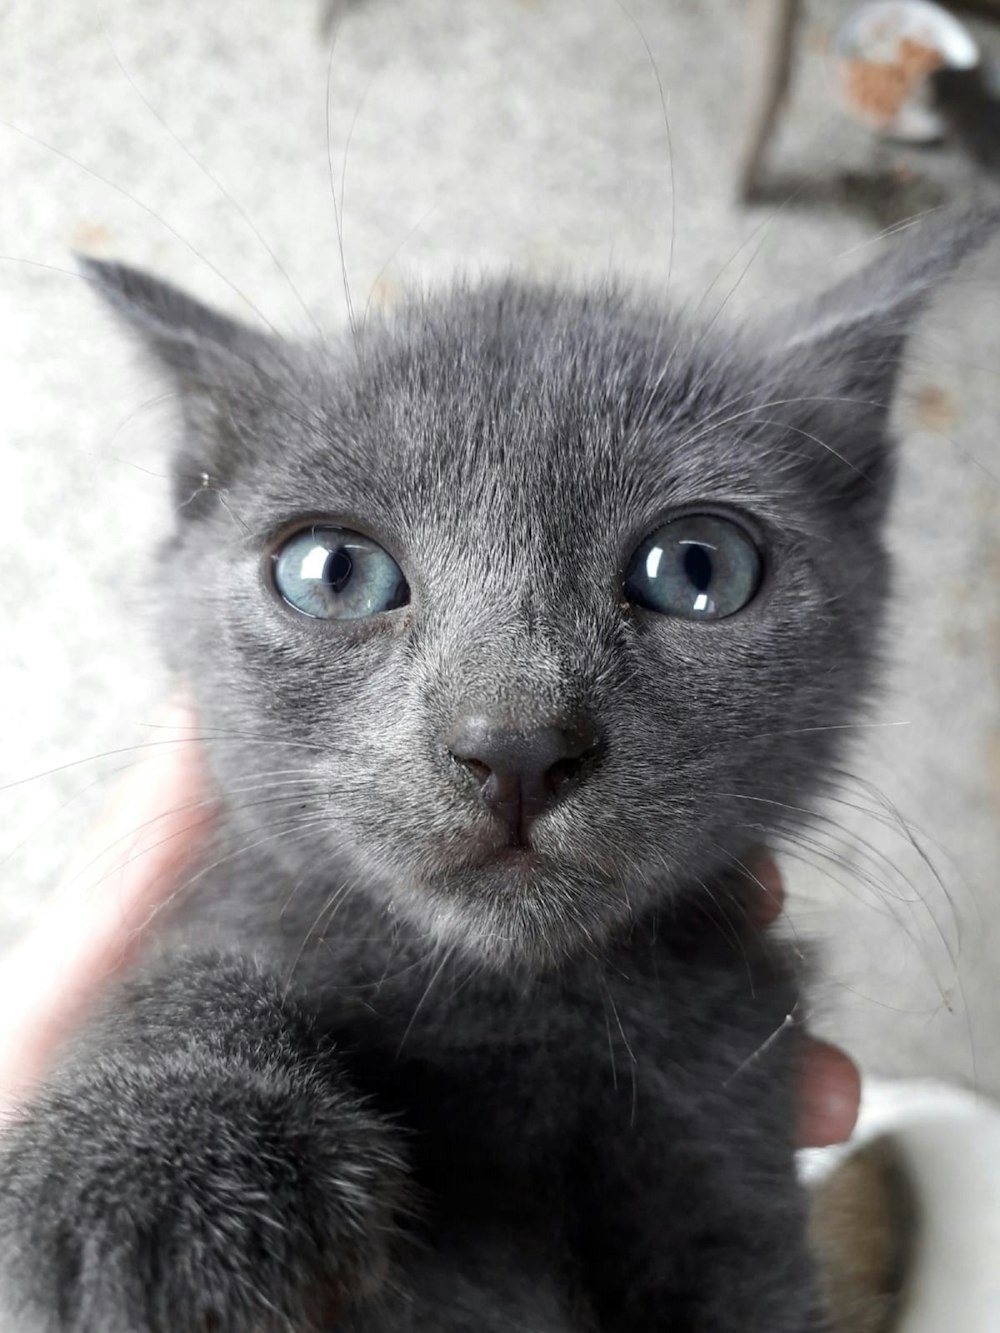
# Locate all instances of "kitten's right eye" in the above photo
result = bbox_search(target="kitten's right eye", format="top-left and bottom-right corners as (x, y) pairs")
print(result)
(271, 526), (409, 620)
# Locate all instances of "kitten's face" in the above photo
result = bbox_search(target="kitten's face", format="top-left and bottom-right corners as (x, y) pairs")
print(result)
(87, 213), (992, 966)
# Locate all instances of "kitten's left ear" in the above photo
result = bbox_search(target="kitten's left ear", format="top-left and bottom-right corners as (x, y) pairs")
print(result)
(760, 206), (999, 502)
(773, 206), (999, 377)
(79, 257), (293, 506)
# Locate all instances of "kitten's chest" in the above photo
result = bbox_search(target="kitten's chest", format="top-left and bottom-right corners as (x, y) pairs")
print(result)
(319, 922), (798, 1207)
(323, 952), (700, 1198)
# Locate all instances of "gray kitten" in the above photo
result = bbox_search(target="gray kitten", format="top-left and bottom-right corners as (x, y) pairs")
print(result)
(0, 210), (993, 1332)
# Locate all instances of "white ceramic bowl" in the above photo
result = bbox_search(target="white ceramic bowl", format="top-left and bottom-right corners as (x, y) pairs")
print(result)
(802, 1078), (1000, 1330)
(833, 0), (979, 141)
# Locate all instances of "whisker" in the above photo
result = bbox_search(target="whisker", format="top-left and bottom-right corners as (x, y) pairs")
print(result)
(741, 720), (911, 741)
(324, 16), (358, 351)
(760, 824), (968, 1033)
(99, 24), (324, 342)
(723, 998), (801, 1088)
(602, 977), (638, 1128)
(55, 787), (332, 900)
(0, 728), (338, 793)
(155, 815), (337, 932)
(0, 118), (279, 334)
(283, 873), (360, 990)
(613, 0), (675, 297)
(395, 944), (455, 1059)
(360, 203), (440, 340)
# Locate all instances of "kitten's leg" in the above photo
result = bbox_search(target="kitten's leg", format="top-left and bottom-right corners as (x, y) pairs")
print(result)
(0, 953), (409, 1333)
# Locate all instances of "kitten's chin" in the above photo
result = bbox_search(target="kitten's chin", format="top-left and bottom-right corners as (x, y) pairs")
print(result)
(388, 849), (642, 972)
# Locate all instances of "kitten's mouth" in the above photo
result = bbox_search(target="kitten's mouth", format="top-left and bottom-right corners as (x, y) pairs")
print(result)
(432, 822), (548, 877)
(468, 824), (543, 872)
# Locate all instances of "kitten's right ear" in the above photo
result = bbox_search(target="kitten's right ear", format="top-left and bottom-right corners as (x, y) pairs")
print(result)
(79, 257), (286, 508)
(78, 257), (277, 387)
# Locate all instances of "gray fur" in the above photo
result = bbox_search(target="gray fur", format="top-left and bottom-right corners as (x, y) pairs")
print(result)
(0, 208), (994, 1331)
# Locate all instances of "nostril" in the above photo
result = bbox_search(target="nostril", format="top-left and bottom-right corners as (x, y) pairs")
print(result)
(545, 754), (582, 794)
(454, 755), (492, 788)
(446, 713), (601, 824)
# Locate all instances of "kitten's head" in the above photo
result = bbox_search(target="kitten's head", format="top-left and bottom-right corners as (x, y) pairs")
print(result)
(85, 211), (994, 967)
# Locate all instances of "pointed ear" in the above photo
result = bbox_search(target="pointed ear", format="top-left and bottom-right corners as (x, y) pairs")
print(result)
(78, 257), (278, 386)
(759, 206), (999, 508)
(774, 206), (999, 383)
(79, 258), (289, 511)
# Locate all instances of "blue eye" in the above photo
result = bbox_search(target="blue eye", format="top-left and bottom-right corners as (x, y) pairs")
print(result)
(624, 514), (762, 620)
(271, 526), (409, 620)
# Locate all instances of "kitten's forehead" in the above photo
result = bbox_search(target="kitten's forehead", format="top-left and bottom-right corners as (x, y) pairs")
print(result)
(257, 284), (776, 558)
(84, 209), (997, 552)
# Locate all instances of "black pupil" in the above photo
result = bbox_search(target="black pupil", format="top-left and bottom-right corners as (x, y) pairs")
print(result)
(682, 542), (714, 592)
(324, 547), (353, 593)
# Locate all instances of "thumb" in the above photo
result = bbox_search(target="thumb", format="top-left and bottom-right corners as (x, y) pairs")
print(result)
(0, 701), (213, 1108)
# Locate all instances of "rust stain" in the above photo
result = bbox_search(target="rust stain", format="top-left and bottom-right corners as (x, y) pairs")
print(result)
(912, 383), (957, 433)
(368, 275), (400, 310)
(70, 221), (113, 252)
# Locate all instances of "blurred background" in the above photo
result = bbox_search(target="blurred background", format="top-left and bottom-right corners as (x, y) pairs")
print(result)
(1, 0), (999, 1097)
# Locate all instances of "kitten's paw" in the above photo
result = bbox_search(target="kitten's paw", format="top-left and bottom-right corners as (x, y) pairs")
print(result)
(0, 1048), (408, 1332)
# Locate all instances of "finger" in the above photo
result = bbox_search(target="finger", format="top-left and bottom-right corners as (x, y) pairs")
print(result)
(737, 849), (785, 928)
(797, 1038), (861, 1148)
(0, 700), (213, 1107)
(736, 860), (860, 1147)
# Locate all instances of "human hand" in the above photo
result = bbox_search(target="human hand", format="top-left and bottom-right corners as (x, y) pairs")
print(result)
(741, 852), (861, 1148)
(0, 719), (859, 1147)
(0, 700), (212, 1113)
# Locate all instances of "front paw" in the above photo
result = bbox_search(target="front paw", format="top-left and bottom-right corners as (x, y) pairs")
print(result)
(0, 1047), (408, 1332)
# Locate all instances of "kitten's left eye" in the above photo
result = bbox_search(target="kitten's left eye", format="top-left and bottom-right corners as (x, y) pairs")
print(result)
(271, 526), (409, 620)
(624, 514), (762, 620)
